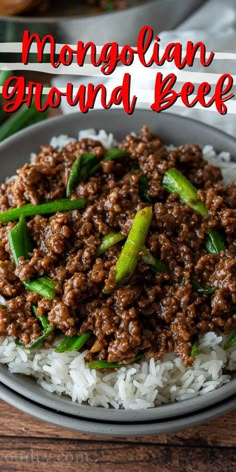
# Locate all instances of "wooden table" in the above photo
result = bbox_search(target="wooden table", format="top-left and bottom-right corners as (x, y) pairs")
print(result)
(0, 400), (235, 472)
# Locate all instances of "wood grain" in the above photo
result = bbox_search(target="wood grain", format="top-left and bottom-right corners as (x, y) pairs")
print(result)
(0, 400), (235, 472)
(0, 401), (235, 446)
(0, 437), (234, 472)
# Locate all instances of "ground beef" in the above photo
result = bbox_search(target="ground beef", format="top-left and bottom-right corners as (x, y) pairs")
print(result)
(0, 125), (235, 366)
(0, 0), (130, 17)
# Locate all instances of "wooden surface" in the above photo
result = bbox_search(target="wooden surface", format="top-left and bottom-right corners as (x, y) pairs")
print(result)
(0, 400), (235, 472)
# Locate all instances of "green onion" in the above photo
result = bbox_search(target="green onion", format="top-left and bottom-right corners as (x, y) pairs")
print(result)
(16, 305), (54, 349)
(8, 217), (57, 300)
(103, 148), (130, 161)
(141, 246), (167, 273)
(191, 279), (216, 295)
(66, 153), (97, 197)
(131, 163), (139, 171)
(32, 305), (49, 330)
(88, 353), (143, 369)
(224, 331), (236, 350)
(96, 231), (167, 274)
(181, 277), (216, 296)
(16, 325), (54, 350)
(89, 148), (130, 176)
(0, 69), (12, 87)
(163, 168), (225, 254)
(24, 277), (57, 300)
(139, 175), (152, 204)
(0, 197), (86, 223)
(66, 157), (81, 197)
(26, 326), (54, 349)
(96, 232), (126, 256)
(205, 229), (225, 254)
(163, 168), (208, 216)
(191, 341), (199, 357)
(0, 102), (48, 143)
(8, 215), (33, 265)
(104, 0), (115, 11)
(114, 207), (153, 286)
(55, 331), (92, 353)
(80, 154), (98, 180)
(0, 69), (13, 125)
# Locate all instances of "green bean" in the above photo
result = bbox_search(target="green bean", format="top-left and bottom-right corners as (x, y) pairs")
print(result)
(163, 168), (225, 254)
(114, 207), (153, 286)
(55, 331), (92, 353)
(141, 246), (167, 273)
(66, 153), (97, 197)
(88, 353), (143, 369)
(0, 197), (86, 223)
(139, 175), (152, 204)
(224, 331), (236, 350)
(0, 102), (48, 143)
(96, 232), (126, 256)
(191, 341), (200, 357)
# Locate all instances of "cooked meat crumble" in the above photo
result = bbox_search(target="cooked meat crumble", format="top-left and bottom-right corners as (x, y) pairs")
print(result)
(0, 125), (235, 365)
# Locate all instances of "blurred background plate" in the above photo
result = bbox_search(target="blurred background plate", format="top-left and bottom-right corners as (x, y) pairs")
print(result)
(0, 0), (206, 45)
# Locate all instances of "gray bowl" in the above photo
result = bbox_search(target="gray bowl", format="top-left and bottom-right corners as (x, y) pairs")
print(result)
(0, 110), (235, 430)
(0, 382), (235, 436)
(0, 0), (205, 45)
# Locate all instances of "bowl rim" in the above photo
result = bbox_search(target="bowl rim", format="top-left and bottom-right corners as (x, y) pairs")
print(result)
(0, 0), (158, 23)
(0, 108), (235, 423)
(1, 108), (236, 154)
(0, 364), (235, 422)
(0, 381), (235, 435)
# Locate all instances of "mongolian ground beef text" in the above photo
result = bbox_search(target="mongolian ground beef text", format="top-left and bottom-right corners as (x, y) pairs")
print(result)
(0, 125), (235, 367)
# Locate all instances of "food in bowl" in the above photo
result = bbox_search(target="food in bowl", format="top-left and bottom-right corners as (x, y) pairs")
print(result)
(0, 0), (130, 16)
(0, 126), (235, 409)
(0, 0), (48, 16)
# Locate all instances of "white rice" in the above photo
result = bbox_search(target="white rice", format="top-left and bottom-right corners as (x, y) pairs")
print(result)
(0, 129), (235, 410)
